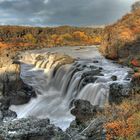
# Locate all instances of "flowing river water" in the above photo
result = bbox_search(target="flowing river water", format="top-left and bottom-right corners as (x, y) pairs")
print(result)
(10, 46), (131, 130)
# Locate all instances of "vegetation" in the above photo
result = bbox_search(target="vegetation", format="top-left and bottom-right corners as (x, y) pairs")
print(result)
(100, 8), (140, 61)
(104, 94), (140, 140)
(0, 25), (103, 66)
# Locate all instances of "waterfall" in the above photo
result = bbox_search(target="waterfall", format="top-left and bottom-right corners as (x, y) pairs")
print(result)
(10, 46), (131, 130)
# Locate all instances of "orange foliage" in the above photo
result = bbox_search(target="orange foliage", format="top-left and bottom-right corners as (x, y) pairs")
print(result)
(120, 28), (134, 41)
(105, 119), (136, 140)
(72, 31), (89, 42)
(131, 59), (140, 67)
(104, 100), (140, 140)
(133, 72), (140, 80)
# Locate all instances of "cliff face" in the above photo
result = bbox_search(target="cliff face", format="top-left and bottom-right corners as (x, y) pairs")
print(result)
(100, 8), (140, 61)
(100, 7), (140, 90)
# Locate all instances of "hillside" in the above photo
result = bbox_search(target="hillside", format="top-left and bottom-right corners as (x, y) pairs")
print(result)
(100, 8), (140, 61)
(100, 7), (140, 87)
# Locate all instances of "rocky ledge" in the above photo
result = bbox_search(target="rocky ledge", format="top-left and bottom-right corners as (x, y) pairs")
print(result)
(0, 118), (70, 140)
(0, 99), (106, 140)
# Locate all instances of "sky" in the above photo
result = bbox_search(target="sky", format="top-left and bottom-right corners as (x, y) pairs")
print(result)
(0, 0), (134, 26)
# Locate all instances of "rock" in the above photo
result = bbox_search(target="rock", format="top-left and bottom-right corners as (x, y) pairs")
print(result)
(2, 109), (17, 121)
(109, 82), (130, 104)
(111, 75), (117, 81)
(34, 53), (75, 70)
(93, 60), (99, 63)
(72, 117), (106, 140)
(77, 68), (103, 92)
(0, 118), (70, 140)
(71, 99), (97, 124)
(67, 100), (106, 140)
(0, 79), (36, 107)
(0, 110), (3, 121)
(81, 69), (101, 79)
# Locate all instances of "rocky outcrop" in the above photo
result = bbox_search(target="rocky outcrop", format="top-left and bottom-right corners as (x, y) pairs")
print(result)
(0, 118), (70, 140)
(100, 8), (140, 61)
(109, 83), (130, 104)
(34, 53), (75, 70)
(67, 99), (106, 140)
(70, 99), (97, 124)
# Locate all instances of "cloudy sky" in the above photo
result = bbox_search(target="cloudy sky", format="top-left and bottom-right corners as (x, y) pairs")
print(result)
(0, 0), (134, 26)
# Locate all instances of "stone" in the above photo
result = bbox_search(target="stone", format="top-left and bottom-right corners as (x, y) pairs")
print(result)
(67, 100), (106, 140)
(2, 109), (17, 121)
(111, 75), (117, 81)
(0, 118), (70, 140)
(109, 82), (130, 104)
(34, 53), (75, 70)
(71, 99), (97, 124)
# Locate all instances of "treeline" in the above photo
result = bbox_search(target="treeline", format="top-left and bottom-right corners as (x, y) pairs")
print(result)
(0, 25), (103, 47)
(0, 25), (103, 67)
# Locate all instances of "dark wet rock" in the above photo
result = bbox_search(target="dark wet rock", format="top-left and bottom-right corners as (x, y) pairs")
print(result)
(78, 68), (103, 92)
(67, 100), (106, 140)
(111, 75), (117, 81)
(109, 82), (130, 104)
(71, 99), (97, 124)
(2, 110), (17, 121)
(93, 60), (99, 63)
(99, 67), (103, 70)
(0, 98), (11, 111)
(72, 117), (106, 140)
(0, 118), (70, 140)
(0, 79), (36, 108)
(89, 65), (96, 69)
(0, 98), (17, 122)
(81, 69), (101, 79)
(9, 89), (36, 105)
(78, 77), (97, 92)
(0, 111), (3, 121)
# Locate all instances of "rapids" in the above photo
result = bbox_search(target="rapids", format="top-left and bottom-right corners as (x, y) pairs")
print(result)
(10, 46), (131, 130)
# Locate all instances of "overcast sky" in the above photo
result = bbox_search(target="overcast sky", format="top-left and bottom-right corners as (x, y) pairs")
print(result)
(0, 0), (134, 26)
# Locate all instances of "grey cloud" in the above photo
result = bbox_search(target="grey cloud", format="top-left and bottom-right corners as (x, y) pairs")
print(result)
(0, 0), (134, 26)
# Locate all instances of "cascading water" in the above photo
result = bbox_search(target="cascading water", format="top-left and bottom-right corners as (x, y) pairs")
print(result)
(10, 46), (131, 130)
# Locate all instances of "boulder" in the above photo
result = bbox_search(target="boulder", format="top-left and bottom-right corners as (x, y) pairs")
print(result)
(109, 82), (130, 104)
(111, 75), (117, 81)
(71, 99), (97, 124)
(67, 99), (106, 140)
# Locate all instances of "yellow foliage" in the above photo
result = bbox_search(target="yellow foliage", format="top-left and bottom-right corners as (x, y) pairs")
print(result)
(61, 33), (73, 41)
(104, 97), (140, 140)
(24, 33), (36, 44)
(72, 31), (88, 42)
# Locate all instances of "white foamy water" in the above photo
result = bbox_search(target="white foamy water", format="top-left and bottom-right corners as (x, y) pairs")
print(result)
(10, 46), (131, 130)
